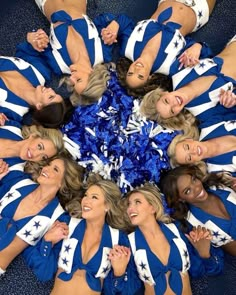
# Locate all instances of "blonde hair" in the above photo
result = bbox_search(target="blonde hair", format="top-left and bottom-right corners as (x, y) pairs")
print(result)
(62, 63), (115, 106)
(140, 88), (199, 137)
(22, 125), (64, 154)
(25, 154), (85, 208)
(66, 173), (128, 231)
(167, 134), (208, 173)
(125, 183), (172, 224)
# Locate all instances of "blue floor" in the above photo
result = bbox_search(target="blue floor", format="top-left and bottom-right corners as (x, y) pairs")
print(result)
(0, 0), (236, 294)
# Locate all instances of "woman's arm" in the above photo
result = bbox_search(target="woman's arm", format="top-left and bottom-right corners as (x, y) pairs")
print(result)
(22, 221), (68, 281)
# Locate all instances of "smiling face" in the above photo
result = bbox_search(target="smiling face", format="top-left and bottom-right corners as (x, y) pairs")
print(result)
(35, 85), (63, 110)
(126, 58), (151, 88)
(37, 158), (65, 189)
(155, 91), (186, 119)
(81, 185), (108, 221)
(175, 139), (207, 164)
(176, 174), (208, 205)
(69, 63), (93, 95)
(127, 192), (155, 226)
(20, 135), (57, 161)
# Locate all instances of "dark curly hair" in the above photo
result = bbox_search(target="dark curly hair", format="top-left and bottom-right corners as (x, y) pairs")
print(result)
(159, 164), (234, 232)
(116, 57), (173, 98)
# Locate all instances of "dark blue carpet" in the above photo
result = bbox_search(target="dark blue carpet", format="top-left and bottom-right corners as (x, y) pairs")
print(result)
(0, 0), (236, 294)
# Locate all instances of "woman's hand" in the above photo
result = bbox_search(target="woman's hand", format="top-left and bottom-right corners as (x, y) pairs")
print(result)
(178, 43), (202, 70)
(0, 113), (8, 126)
(101, 21), (119, 45)
(185, 225), (212, 259)
(27, 29), (49, 52)
(44, 221), (69, 246)
(108, 245), (131, 276)
(219, 88), (236, 108)
(0, 159), (9, 180)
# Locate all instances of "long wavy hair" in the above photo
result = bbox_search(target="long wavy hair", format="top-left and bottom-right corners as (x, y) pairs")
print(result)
(25, 153), (85, 208)
(167, 134), (205, 168)
(140, 87), (199, 137)
(124, 183), (172, 228)
(116, 57), (173, 98)
(22, 125), (64, 154)
(159, 164), (234, 232)
(66, 173), (129, 231)
(62, 63), (115, 106)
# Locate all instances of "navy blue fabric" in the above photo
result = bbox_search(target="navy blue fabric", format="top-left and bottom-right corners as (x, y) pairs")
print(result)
(0, 0), (236, 294)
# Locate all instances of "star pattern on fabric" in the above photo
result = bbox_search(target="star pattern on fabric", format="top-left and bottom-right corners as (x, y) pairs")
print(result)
(14, 57), (20, 61)
(64, 244), (72, 253)
(173, 40), (179, 48)
(6, 192), (14, 199)
(198, 11), (203, 18)
(62, 257), (69, 266)
(23, 229), (32, 238)
(142, 274), (150, 282)
(139, 261), (146, 270)
(199, 61), (206, 68)
(212, 231), (220, 238)
(33, 221), (41, 230)
(137, 26), (143, 33)
(32, 236), (40, 242)
(102, 265), (110, 274)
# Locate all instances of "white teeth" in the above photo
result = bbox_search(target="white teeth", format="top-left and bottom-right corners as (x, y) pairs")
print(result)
(130, 213), (138, 217)
(83, 206), (91, 212)
(42, 172), (48, 177)
(135, 62), (143, 67)
(176, 96), (181, 105)
(197, 146), (201, 156)
(27, 149), (32, 159)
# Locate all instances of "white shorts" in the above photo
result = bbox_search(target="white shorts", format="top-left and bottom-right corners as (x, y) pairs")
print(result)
(158, 0), (210, 32)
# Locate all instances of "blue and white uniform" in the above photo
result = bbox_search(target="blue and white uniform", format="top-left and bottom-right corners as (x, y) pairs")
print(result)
(16, 11), (134, 76)
(121, 7), (212, 77)
(187, 186), (236, 247)
(158, 0), (210, 32)
(129, 222), (223, 295)
(0, 56), (47, 122)
(0, 173), (69, 254)
(171, 35), (236, 128)
(24, 217), (143, 294)
(0, 121), (27, 185)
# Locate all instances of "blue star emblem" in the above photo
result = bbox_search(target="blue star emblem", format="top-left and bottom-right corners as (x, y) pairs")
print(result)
(220, 237), (227, 243)
(14, 57), (20, 61)
(177, 33), (182, 40)
(183, 250), (188, 258)
(137, 26), (143, 32)
(62, 257), (69, 266)
(212, 231), (220, 237)
(64, 244), (72, 253)
(199, 62), (206, 68)
(139, 262), (146, 270)
(173, 40), (179, 48)
(102, 266), (109, 274)
(143, 274), (150, 282)
(32, 236), (40, 242)
(6, 193), (14, 199)
(23, 230), (32, 238)
(198, 11), (203, 18)
(33, 221), (41, 229)
(185, 261), (190, 269)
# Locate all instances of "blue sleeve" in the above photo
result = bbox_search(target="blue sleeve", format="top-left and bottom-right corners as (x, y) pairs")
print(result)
(93, 13), (134, 43)
(22, 239), (61, 281)
(179, 230), (224, 277)
(15, 41), (54, 80)
(102, 232), (144, 295)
